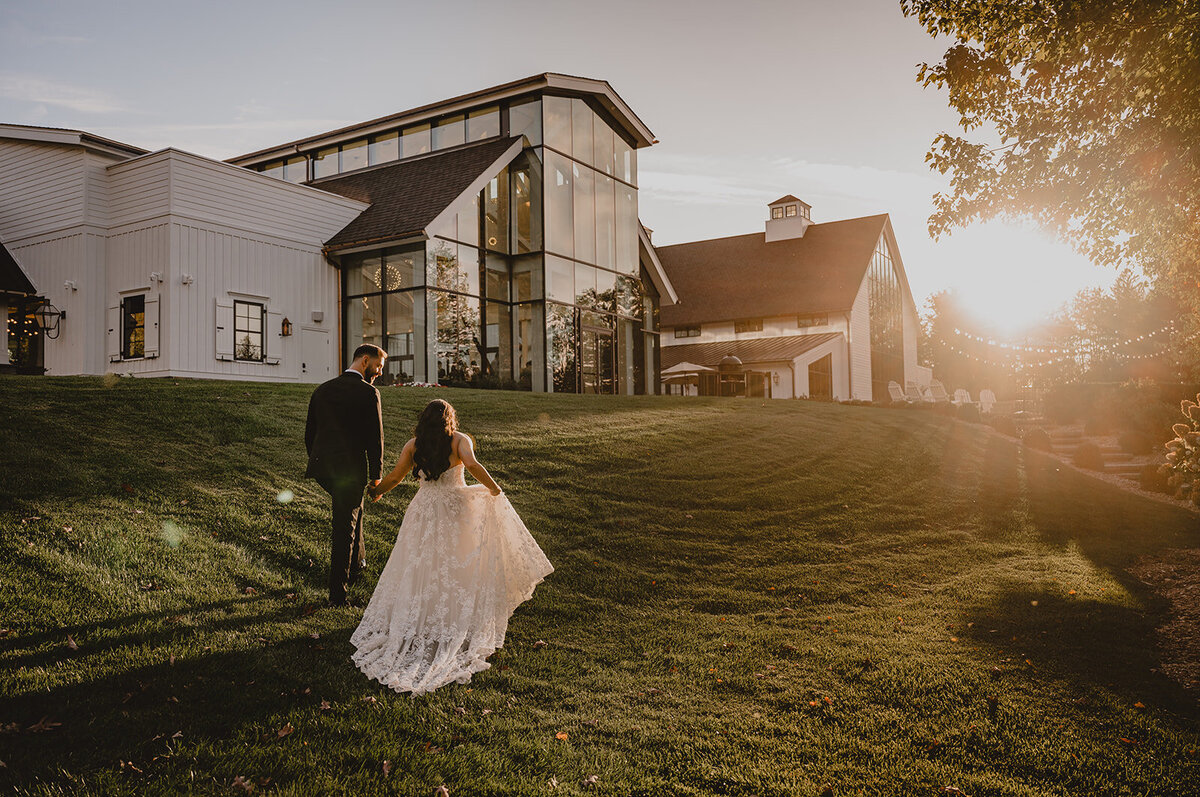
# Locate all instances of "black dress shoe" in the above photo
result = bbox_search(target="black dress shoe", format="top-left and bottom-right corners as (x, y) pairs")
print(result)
(348, 560), (367, 585)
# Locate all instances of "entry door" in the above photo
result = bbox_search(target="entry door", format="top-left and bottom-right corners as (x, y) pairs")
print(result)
(580, 327), (615, 394)
(300, 327), (331, 383)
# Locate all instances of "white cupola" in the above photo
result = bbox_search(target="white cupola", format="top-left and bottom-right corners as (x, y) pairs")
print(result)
(765, 194), (812, 242)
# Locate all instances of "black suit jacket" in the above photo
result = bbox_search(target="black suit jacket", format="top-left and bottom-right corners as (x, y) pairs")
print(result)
(305, 371), (384, 489)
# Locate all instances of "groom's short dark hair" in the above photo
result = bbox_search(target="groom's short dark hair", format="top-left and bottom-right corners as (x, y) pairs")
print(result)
(352, 344), (386, 361)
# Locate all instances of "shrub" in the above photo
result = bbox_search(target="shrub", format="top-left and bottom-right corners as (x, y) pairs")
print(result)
(1163, 394), (1200, 499)
(1117, 430), (1155, 455)
(957, 403), (981, 424)
(989, 415), (1018, 437)
(1140, 464), (1170, 493)
(1072, 442), (1106, 471)
(1023, 428), (1053, 451)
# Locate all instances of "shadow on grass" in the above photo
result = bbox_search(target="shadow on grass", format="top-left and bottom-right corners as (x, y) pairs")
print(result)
(0, 611), (364, 789)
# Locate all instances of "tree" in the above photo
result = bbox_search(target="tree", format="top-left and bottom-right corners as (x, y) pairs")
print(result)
(902, 0), (1200, 339)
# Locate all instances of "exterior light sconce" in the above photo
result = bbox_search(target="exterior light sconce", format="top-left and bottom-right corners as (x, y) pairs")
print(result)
(63, 280), (78, 292)
(281, 317), (293, 337)
(150, 271), (164, 284)
(773, 372), (780, 385)
(181, 273), (194, 285)
(34, 301), (65, 339)
(311, 310), (324, 323)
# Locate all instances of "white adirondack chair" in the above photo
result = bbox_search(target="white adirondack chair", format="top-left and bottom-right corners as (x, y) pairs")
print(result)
(978, 388), (997, 414)
(905, 380), (926, 402)
(952, 388), (973, 406)
(888, 380), (906, 401)
(927, 379), (950, 403)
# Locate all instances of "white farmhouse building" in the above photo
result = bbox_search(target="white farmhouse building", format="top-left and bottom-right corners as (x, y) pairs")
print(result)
(657, 195), (929, 401)
(1, 73), (676, 393)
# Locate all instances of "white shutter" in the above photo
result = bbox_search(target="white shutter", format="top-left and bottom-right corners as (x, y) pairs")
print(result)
(106, 304), (121, 362)
(265, 307), (282, 364)
(143, 296), (160, 358)
(215, 298), (234, 361)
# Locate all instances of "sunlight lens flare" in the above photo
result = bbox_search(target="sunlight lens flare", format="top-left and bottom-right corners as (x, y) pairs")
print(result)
(161, 520), (183, 549)
(276, 489), (294, 504)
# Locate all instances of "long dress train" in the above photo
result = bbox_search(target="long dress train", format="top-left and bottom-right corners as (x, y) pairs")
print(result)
(350, 464), (553, 695)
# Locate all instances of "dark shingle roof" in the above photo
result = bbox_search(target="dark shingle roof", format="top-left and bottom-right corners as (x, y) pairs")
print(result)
(657, 214), (888, 327)
(661, 332), (842, 369)
(770, 194), (806, 205)
(318, 137), (520, 251)
(0, 240), (35, 295)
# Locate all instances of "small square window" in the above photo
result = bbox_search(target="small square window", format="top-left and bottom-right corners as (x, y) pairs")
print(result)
(121, 294), (145, 359)
(734, 318), (763, 333)
(797, 314), (829, 328)
(674, 325), (701, 339)
(785, 204), (798, 217)
(771, 207), (784, 220)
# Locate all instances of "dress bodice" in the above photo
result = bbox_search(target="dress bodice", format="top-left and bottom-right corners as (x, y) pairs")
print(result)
(418, 462), (467, 489)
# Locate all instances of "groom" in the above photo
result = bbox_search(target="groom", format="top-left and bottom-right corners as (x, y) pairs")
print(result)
(305, 344), (386, 607)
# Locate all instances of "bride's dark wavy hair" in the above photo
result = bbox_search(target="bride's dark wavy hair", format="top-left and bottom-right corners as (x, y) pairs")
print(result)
(412, 399), (457, 481)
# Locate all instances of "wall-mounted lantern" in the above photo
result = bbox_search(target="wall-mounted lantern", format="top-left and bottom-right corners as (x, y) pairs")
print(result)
(34, 301), (65, 340)
(281, 317), (293, 337)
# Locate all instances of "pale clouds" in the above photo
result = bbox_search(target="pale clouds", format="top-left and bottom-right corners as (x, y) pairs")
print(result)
(0, 73), (124, 114)
(95, 118), (356, 160)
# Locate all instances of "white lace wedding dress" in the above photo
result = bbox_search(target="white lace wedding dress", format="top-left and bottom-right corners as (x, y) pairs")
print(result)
(350, 463), (553, 695)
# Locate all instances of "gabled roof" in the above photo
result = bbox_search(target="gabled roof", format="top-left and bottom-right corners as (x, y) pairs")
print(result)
(769, 194), (808, 206)
(657, 214), (889, 327)
(661, 331), (843, 369)
(227, 72), (656, 166)
(0, 240), (36, 295)
(638, 222), (678, 306)
(318, 137), (522, 252)
(0, 123), (146, 159)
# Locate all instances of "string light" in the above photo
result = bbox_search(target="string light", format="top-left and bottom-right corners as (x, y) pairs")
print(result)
(949, 322), (1175, 354)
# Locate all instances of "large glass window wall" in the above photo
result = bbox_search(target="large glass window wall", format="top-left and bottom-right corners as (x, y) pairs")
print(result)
(334, 91), (657, 395)
(868, 234), (905, 399)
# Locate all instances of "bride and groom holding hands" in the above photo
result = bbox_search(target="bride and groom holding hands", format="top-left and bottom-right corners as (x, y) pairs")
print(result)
(304, 344), (553, 696)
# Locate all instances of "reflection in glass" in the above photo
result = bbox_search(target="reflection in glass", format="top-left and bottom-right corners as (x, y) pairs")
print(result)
(618, 318), (636, 395)
(433, 115), (465, 150)
(595, 267), (616, 313)
(341, 139), (367, 172)
(429, 239), (479, 295)
(345, 294), (382, 363)
(483, 170), (509, 252)
(543, 95), (571, 153)
(615, 184), (638, 274)
(546, 302), (577, 393)
(385, 290), (425, 384)
(545, 255), (575, 303)
(515, 302), (543, 391)
(467, 107), (500, 141)
(484, 301), (512, 385)
(369, 132), (399, 165)
(572, 163), (595, 264)
(509, 97), (542, 145)
(485, 252), (510, 302)
(313, 146), (338, 179)
(571, 99), (593, 167)
(433, 289), (482, 387)
(401, 124), (431, 158)
(616, 274), (643, 318)
(595, 172), (615, 269)
(615, 134), (634, 185)
(283, 156), (307, 183)
(593, 114), (614, 176)
(545, 150), (574, 258)
(574, 262), (596, 308)
(510, 151), (543, 253)
(512, 254), (543, 301)
(261, 161), (283, 180)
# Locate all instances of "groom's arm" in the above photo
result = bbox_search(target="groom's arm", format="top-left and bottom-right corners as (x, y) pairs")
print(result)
(366, 388), (383, 482)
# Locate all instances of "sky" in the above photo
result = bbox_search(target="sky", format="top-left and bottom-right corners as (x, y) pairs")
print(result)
(0, 0), (1116, 337)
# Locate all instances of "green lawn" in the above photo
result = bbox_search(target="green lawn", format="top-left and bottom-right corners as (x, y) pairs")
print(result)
(1, 376), (1197, 796)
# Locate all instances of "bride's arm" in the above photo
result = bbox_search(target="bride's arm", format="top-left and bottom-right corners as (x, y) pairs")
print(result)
(457, 433), (502, 496)
(372, 438), (416, 500)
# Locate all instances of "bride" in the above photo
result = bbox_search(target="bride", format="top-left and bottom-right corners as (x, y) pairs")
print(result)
(350, 399), (553, 696)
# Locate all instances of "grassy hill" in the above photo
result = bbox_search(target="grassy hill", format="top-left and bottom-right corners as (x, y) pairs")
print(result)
(1, 376), (1197, 796)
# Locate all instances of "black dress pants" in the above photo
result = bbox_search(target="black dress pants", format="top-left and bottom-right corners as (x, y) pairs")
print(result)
(321, 478), (366, 605)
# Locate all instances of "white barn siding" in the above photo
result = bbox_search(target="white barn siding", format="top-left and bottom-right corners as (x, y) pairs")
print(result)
(8, 232), (90, 374)
(0, 140), (87, 241)
(848, 277), (872, 400)
(105, 223), (171, 376)
(107, 156), (171, 230)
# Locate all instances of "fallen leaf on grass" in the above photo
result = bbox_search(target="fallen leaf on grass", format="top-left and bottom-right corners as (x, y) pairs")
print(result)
(276, 723), (294, 739)
(533, 639), (547, 649)
(320, 700), (331, 710)
(1119, 737), (1139, 746)
(481, 709), (492, 716)
(555, 731), (569, 741)
(581, 775), (599, 787)
(361, 696), (377, 705)
(381, 760), (391, 776)
(454, 706), (466, 715)
(231, 775), (254, 792)
(244, 587), (257, 595)
(66, 635), (79, 651)
(434, 786), (450, 797)
(1134, 702), (1146, 709)
(27, 717), (61, 733)
(581, 719), (598, 727)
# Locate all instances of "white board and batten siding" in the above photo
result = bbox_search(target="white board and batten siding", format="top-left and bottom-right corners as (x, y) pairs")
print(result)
(848, 276), (873, 401)
(102, 149), (366, 382)
(0, 140), (87, 242)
